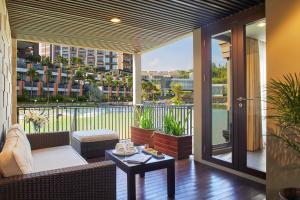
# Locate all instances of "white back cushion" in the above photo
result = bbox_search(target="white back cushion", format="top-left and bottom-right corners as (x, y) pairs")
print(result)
(0, 125), (33, 177)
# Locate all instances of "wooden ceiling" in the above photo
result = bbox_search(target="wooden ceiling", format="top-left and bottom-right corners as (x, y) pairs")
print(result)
(7, 0), (264, 53)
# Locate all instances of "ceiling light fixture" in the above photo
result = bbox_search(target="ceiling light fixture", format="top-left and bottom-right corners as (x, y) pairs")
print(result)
(110, 17), (121, 23)
(257, 22), (266, 27)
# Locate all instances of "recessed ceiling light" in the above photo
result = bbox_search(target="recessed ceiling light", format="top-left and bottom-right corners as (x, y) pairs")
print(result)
(110, 18), (121, 23)
(257, 22), (266, 27)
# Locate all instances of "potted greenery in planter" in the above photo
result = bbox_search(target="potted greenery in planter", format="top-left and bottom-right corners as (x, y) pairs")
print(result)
(131, 107), (155, 147)
(267, 73), (300, 200)
(153, 110), (192, 159)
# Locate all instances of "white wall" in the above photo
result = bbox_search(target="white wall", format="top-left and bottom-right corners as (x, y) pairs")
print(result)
(266, 0), (300, 198)
(0, 0), (12, 145)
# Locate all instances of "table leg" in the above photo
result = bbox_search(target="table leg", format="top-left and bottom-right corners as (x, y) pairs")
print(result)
(127, 171), (136, 200)
(167, 163), (175, 198)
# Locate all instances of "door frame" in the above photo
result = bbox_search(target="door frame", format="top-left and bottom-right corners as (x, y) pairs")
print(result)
(201, 4), (266, 179)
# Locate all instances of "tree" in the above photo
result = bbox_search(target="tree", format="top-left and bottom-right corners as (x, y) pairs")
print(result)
(170, 83), (183, 105)
(27, 68), (37, 97)
(26, 54), (41, 64)
(126, 75), (133, 92)
(74, 68), (85, 98)
(71, 57), (82, 68)
(44, 69), (52, 103)
(177, 70), (190, 78)
(113, 80), (120, 97)
(142, 81), (159, 101)
(105, 74), (113, 101)
(41, 56), (51, 67)
(54, 55), (68, 68)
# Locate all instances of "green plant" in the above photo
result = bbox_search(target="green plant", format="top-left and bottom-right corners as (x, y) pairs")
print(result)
(50, 94), (64, 102)
(163, 110), (189, 136)
(26, 54), (41, 63)
(267, 73), (300, 155)
(41, 56), (51, 66)
(170, 83), (183, 105)
(139, 107), (154, 129)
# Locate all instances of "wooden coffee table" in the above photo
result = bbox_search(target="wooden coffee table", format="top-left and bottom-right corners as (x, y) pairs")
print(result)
(105, 148), (175, 200)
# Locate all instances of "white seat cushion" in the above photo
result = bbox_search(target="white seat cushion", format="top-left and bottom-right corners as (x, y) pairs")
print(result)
(32, 145), (87, 173)
(73, 129), (119, 142)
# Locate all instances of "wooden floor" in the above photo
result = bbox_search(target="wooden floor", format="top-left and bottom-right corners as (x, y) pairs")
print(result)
(115, 157), (266, 200)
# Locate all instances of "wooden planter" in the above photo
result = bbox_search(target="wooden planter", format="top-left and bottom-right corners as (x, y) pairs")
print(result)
(131, 127), (154, 147)
(153, 131), (192, 160)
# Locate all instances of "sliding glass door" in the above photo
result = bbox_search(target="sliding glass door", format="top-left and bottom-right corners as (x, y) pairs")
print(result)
(201, 7), (266, 178)
(211, 30), (233, 164)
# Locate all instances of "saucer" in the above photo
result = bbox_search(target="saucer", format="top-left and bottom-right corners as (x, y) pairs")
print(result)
(112, 148), (138, 156)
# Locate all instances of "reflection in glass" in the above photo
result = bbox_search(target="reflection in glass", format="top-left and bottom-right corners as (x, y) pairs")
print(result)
(211, 30), (232, 163)
(245, 19), (266, 172)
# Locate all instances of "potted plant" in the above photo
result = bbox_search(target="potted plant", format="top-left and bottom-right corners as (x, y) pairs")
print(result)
(153, 110), (192, 159)
(131, 107), (155, 147)
(267, 73), (300, 200)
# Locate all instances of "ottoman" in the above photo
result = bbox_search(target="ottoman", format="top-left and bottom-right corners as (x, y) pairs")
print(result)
(71, 129), (119, 159)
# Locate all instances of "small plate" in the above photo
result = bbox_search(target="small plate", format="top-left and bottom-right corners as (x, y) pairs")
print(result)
(112, 148), (138, 156)
(142, 149), (165, 159)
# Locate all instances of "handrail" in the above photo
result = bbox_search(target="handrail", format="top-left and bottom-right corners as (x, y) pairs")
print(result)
(17, 104), (194, 139)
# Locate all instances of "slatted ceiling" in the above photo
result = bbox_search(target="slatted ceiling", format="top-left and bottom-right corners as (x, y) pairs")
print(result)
(7, 0), (264, 53)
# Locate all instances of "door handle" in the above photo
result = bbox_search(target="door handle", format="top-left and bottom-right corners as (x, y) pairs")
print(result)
(236, 97), (254, 102)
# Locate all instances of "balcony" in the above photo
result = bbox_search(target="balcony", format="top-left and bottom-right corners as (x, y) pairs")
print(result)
(17, 104), (193, 139)
(2, 1), (273, 199)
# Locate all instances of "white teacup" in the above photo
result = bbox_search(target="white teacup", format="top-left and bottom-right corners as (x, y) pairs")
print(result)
(115, 143), (125, 153)
(126, 141), (134, 148)
(126, 145), (135, 153)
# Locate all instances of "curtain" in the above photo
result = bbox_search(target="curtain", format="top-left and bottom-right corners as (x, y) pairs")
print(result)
(259, 40), (267, 146)
(246, 38), (263, 152)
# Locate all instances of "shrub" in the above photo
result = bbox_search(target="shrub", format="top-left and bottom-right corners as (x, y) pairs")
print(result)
(140, 107), (154, 130)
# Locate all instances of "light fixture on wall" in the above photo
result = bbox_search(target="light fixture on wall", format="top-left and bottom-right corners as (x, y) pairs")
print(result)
(257, 22), (266, 27)
(110, 17), (121, 23)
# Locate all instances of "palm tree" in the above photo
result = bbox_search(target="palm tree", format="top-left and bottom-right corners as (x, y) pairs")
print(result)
(71, 57), (82, 68)
(171, 83), (183, 105)
(27, 68), (37, 97)
(74, 69), (85, 98)
(45, 69), (52, 103)
(54, 55), (68, 68)
(105, 74), (113, 101)
(113, 80), (120, 97)
(126, 75), (133, 100)
(41, 56), (51, 67)
(119, 79), (125, 97)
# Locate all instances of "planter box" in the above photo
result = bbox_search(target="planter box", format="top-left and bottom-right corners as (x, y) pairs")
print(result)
(131, 127), (154, 147)
(153, 131), (192, 160)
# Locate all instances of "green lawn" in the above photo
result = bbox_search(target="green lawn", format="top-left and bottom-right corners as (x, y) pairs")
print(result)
(19, 107), (227, 144)
(18, 110), (134, 140)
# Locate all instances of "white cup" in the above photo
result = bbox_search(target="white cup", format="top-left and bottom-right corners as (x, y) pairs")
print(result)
(115, 143), (125, 153)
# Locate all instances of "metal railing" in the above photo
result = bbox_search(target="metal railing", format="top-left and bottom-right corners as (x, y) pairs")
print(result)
(17, 104), (194, 139)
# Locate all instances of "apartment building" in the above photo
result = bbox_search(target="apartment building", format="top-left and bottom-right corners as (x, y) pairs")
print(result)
(39, 43), (132, 71)
(17, 41), (133, 99)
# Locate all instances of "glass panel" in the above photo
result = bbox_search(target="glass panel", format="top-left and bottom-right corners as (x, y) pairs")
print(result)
(245, 19), (266, 172)
(211, 30), (233, 163)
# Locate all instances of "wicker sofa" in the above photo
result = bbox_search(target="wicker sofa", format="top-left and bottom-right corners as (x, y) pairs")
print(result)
(0, 131), (116, 200)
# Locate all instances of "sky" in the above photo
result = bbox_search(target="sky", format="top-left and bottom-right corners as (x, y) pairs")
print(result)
(141, 35), (193, 71)
(141, 34), (225, 71)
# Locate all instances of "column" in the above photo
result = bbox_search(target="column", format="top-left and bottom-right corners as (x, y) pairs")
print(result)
(133, 53), (141, 105)
(11, 38), (17, 124)
(193, 28), (203, 162)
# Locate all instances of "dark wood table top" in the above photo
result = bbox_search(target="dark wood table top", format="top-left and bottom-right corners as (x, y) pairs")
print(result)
(105, 147), (175, 173)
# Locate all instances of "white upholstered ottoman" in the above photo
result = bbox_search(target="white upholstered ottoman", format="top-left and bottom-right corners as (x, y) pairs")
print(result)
(71, 130), (119, 158)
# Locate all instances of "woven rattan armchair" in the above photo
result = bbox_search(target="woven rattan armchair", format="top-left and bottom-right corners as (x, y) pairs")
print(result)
(0, 132), (116, 200)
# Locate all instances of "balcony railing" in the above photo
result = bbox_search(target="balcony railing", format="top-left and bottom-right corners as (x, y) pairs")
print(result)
(17, 104), (193, 140)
